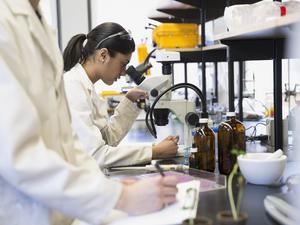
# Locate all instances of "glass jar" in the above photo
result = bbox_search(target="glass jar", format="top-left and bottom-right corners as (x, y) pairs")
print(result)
(194, 118), (215, 172)
(218, 112), (246, 175)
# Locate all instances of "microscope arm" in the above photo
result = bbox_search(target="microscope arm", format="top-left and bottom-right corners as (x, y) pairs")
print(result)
(146, 83), (207, 141)
(155, 100), (195, 125)
(155, 100), (196, 146)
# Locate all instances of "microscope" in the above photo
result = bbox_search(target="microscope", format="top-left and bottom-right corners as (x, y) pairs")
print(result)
(126, 49), (207, 147)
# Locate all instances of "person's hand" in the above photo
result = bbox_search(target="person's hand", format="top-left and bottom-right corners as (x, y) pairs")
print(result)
(125, 87), (148, 102)
(115, 176), (178, 215)
(152, 135), (179, 159)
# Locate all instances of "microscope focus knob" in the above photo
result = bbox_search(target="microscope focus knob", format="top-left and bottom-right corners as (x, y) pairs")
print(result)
(150, 89), (159, 97)
(185, 112), (199, 126)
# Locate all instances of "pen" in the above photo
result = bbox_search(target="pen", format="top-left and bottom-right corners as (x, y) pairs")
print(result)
(154, 162), (165, 177)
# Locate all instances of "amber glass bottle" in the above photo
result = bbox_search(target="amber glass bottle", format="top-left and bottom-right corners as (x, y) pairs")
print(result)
(218, 112), (246, 175)
(194, 118), (215, 172)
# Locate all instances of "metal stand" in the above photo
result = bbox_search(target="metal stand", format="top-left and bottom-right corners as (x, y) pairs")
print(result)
(238, 61), (244, 121)
(273, 40), (283, 150)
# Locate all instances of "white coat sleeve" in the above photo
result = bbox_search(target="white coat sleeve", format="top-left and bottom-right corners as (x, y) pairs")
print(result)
(0, 24), (122, 225)
(101, 97), (142, 146)
(93, 144), (152, 169)
(64, 80), (152, 169)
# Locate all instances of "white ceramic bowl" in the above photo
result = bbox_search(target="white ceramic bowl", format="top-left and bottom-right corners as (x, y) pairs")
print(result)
(237, 153), (287, 185)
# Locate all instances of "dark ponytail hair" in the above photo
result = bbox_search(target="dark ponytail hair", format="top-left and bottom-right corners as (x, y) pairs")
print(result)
(63, 22), (135, 71)
(63, 34), (86, 72)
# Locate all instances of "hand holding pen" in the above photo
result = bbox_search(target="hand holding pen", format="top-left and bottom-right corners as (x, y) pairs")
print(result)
(154, 162), (179, 208)
(117, 167), (178, 214)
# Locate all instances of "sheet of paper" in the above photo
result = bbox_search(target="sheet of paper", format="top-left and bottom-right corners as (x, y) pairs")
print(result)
(102, 180), (200, 225)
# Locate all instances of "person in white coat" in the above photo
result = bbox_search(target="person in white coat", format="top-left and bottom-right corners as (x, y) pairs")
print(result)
(0, 0), (178, 225)
(63, 22), (179, 169)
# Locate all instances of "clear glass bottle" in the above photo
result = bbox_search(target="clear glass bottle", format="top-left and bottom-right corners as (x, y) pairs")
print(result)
(218, 112), (246, 175)
(189, 143), (198, 169)
(184, 129), (196, 166)
(194, 118), (215, 172)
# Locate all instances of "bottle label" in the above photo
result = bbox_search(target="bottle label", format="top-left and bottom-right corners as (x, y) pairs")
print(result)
(190, 147), (197, 153)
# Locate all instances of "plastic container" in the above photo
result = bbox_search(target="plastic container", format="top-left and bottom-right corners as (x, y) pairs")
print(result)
(137, 42), (150, 75)
(284, 0), (300, 16)
(224, 1), (287, 32)
(194, 118), (215, 172)
(152, 23), (199, 49)
(137, 43), (148, 64)
(218, 112), (246, 175)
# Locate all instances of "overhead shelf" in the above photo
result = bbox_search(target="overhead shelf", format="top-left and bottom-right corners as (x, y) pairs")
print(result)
(148, 10), (199, 23)
(157, 6), (200, 20)
(157, 7), (224, 23)
(175, 0), (260, 9)
(210, 15), (300, 62)
(154, 0), (261, 23)
(214, 14), (300, 41)
(166, 44), (226, 52)
(156, 2), (223, 23)
(148, 16), (199, 24)
(156, 2), (201, 23)
(158, 44), (227, 62)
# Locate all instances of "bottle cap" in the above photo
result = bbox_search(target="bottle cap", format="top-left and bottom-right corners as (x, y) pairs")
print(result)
(199, 118), (208, 124)
(226, 112), (236, 117)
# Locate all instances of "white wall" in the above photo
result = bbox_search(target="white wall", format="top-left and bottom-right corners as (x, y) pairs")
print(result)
(60, 0), (89, 50)
(40, 0), (89, 51)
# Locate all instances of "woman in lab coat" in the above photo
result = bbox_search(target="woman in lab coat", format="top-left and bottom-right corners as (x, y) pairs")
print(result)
(0, 0), (178, 224)
(63, 22), (179, 169)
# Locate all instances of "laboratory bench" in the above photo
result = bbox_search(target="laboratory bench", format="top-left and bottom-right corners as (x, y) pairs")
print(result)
(107, 167), (284, 225)
(116, 119), (297, 225)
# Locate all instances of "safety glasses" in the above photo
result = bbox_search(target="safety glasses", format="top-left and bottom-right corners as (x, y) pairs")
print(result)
(95, 30), (132, 50)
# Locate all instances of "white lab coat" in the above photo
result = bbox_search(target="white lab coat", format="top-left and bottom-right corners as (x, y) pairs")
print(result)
(64, 63), (152, 169)
(0, 1), (122, 225)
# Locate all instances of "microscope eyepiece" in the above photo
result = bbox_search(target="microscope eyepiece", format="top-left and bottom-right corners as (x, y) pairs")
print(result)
(126, 62), (152, 85)
(126, 65), (146, 85)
